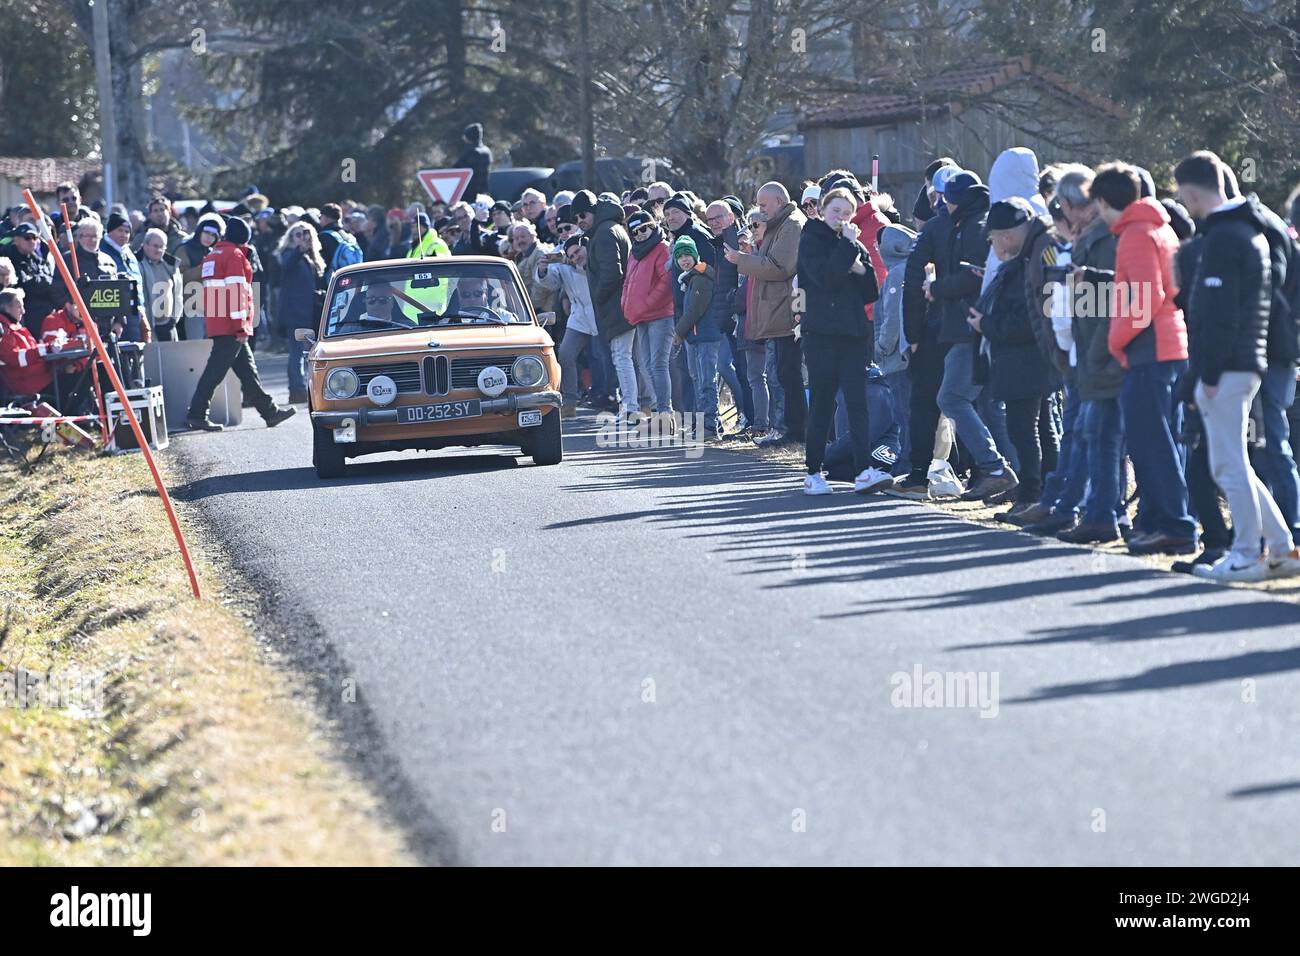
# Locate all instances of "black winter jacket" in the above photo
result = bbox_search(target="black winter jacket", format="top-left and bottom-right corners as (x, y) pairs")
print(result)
(1186, 199), (1272, 387)
(586, 197), (632, 341)
(1247, 194), (1300, 368)
(902, 205), (950, 346)
(930, 186), (990, 344)
(796, 218), (879, 341)
(975, 253), (1055, 402)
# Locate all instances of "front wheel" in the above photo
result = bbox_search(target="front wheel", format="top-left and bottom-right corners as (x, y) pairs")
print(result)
(313, 423), (347, 478)
(527, 408), (563, 466)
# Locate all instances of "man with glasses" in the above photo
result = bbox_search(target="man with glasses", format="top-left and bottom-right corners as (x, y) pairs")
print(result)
(0, 223), (60, 336)
(520, 189), (555, 244)
(508, 222), (556, 316)
(359, 282), (414, 326)
(702, 200), (752, 435)
(726, 182), (807, 446)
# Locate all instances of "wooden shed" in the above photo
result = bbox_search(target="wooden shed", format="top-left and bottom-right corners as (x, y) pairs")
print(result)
(800, 58), (1127, 220)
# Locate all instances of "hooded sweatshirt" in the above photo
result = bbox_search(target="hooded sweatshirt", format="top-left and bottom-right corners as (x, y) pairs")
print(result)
(874, 224), (917, 374)
(1108, 197), (1187, 368)
(981, 148), (1048, 293)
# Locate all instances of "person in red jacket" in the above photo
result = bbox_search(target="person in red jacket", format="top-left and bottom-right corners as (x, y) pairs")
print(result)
(0, 289), (54, 398)
(1091, 162), (1197, 556)
(185, 216), (295, 431)
(40, 305), (94, 414)
(622, 210), (675, 418)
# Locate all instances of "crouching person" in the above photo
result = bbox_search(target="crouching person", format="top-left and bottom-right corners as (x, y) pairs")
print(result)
(824, 366), (902, 486)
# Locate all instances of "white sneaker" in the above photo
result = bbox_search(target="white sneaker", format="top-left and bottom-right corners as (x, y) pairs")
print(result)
(854, 466), (896, 494)
(803, 473), (834, 496)
(1266, 548), (1300, 579)
(1193, 552), (1269, 583)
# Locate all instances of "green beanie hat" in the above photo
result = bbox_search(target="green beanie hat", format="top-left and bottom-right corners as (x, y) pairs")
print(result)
(672, 235), (699, 261)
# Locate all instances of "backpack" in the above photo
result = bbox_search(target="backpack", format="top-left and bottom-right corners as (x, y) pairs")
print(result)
(324, 228), (362, 279)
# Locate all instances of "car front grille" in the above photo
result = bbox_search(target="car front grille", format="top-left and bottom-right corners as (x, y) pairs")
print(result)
(422, 354), (450, 395)
(355, 361), (422, 394)
(450, 354), (520, 390)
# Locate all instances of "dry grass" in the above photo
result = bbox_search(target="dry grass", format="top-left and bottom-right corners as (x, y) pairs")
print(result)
(0, 448), (414, 865)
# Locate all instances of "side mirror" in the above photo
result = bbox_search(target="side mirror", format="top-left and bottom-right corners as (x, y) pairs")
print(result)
(295, 328), (317, 344)
(537, 311), (556, 328)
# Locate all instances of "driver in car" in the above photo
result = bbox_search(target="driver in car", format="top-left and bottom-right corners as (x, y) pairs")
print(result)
(358, 281), (415, 327)
(436, 277), (518, 324)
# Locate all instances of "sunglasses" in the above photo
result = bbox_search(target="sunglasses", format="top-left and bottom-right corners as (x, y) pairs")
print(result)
(365, 295), (392, 304)
(632, 226), (654, 238)
(802, 200), (818, 209)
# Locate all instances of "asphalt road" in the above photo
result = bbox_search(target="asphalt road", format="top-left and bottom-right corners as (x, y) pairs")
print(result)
(166, 351), (1300, 865)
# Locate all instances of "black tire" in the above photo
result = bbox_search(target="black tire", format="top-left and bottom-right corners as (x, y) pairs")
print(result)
(529, 408), (563, 466)
(313, 423), (347, 478)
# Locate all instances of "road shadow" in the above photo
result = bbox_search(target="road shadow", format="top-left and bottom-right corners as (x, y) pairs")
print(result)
(1229, 780), (1300, 799)
(555, 423), (1300, 700)
(173, 453), (521, 500)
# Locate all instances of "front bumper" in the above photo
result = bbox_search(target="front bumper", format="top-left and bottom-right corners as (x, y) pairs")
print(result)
(310, 390), (563, 428)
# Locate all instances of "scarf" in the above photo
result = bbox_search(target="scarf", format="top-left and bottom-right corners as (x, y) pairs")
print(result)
(631, 226), (665, 261)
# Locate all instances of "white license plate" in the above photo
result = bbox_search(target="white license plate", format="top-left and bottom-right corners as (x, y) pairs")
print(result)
(518, 410), (543, 427)
(398, 400), (482, 424)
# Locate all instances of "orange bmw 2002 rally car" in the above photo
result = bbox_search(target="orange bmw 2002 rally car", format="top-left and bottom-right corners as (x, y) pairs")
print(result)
(298, 256), (563, 478)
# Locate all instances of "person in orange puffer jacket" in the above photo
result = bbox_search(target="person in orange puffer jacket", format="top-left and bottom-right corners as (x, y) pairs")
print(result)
(1090, 162), (1197, 556)
(184, 216), (295, 431)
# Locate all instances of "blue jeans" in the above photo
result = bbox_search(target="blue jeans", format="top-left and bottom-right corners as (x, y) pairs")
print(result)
(978, 389), (1019, 473)
(287, 333), (308, 391)
(1080, 397), (1125, 528)
(937, 341), (1002, 471)
(885, 369), (912, 474)
(1041, 385), (1087, 514)
(686, 339), (721, 428)
(717, 333), (747, 423)
(558, 329), (597, 405)
(740, 342), (770, 429)
(766, 339), (785, 427)
(634, 317), (675, 412)
(1260, 364), (1300, 545)
(672, 340), (695, 412)
(592, 333), (614, 398)
(1121, 360), (1197, 539)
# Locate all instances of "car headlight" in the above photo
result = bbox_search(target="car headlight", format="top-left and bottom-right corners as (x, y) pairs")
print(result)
(511, 355), (546, 388)
(325, 367), (359, 400)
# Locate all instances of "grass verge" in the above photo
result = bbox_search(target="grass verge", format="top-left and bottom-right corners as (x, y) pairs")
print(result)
(0, 448), (413, 865)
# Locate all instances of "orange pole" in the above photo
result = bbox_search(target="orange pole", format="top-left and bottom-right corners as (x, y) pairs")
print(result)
(64, 201), (112, 447)
(25, 189), (202, 600)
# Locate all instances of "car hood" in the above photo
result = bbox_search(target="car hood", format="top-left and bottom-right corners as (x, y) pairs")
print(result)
(316, 324), (552, 361)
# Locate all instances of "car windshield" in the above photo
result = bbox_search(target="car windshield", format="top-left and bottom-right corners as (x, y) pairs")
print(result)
(324, 262), (532, 337)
